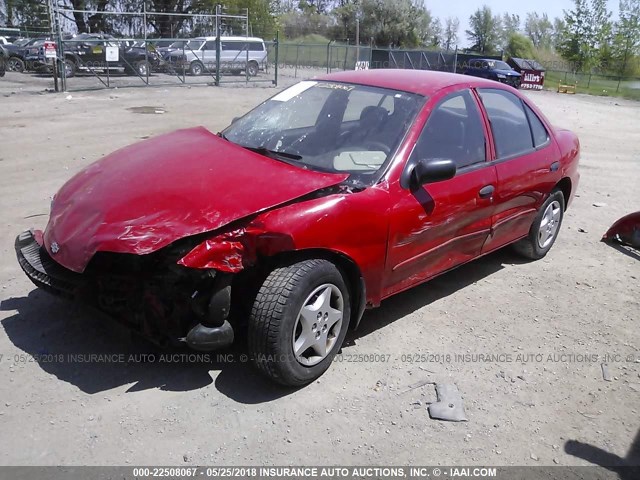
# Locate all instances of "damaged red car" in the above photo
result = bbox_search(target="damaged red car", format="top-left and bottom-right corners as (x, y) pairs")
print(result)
(16, 70), (580, 386)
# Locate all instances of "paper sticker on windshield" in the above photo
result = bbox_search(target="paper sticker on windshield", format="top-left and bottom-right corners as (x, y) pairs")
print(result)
(272, 81), (317, 102)
(316, 83), (355, 92)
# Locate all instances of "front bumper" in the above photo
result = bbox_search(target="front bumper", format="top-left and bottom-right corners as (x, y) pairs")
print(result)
(15, 230), (234, 351)
(15, 230), (82, 297)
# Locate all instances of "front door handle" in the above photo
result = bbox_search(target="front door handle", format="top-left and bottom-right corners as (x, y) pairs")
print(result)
(550, 161), (560, 172)
(479, 185), (495, 199)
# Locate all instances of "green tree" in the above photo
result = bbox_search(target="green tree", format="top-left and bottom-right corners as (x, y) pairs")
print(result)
(466, 5), (502, 54)
(504, 32), (534, 58)
(524, 12), (553, 49)
(611, 0), (640, 76)
(558, 0), (613, 71)
(359, 0), (433, 48)
(443, 16), (459, 51)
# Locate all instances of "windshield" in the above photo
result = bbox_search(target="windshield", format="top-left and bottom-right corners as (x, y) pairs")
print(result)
(489, 60), (512, 71)
(169, 40), (202, 49)
(222, 81), (424, 184)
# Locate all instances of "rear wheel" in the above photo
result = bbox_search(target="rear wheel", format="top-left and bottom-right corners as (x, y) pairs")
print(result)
(7, 57), (25, 73)
(63, 59), (76, 78)
(246, 61), (259, 77)
(248, 259), (351, 386)
(513, 189), (565, 260)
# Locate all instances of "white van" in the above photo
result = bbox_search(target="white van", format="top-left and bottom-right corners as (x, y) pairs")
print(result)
(166, 36), (268, 76)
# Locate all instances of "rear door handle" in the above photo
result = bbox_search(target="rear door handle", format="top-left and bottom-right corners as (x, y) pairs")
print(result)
(479, 185), (495, 199)
(550, 161), (560, 172)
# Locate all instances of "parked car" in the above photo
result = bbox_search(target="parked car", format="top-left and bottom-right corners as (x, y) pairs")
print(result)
(15, 70), (579, 386)
(58, 34), (163, 77)
(165, 36), (267, 76)
(463, 58), (522, 88)
(3, 37), (51, 72)
(157, 39), (201, 59)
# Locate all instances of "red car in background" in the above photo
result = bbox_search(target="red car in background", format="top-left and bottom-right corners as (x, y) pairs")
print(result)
(15, 70), (580, 386)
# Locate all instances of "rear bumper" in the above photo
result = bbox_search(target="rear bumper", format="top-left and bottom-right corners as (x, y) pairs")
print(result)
(15, 230), (235, 351)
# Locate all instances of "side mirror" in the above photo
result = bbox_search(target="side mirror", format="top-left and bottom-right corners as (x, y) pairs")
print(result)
(411, 159), (456, 187)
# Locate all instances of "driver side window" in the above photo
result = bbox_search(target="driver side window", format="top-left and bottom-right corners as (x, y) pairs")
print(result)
(410, 90), (486, 170)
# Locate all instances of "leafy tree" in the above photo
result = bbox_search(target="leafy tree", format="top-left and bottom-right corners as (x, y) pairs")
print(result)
(552, 17), (566, 49)
(466, 5), (502, 54)
(558, 0), (613, 71)
(354, 0), (433, 48)
(524, 12), (553, 49)
(442, 16), (459, 51)
(504, 32), (534, 58)
(611, 0), (640, 76)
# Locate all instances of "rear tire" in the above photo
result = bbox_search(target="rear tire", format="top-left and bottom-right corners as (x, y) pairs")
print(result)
(248, 259), (351, 387)
(63, 59), (76, 78)
(246, 61), (259, 77)
(513, 189), (565, 260)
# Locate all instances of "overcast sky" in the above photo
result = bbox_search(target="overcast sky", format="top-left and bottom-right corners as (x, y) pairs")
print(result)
(426, 0), (620, 47)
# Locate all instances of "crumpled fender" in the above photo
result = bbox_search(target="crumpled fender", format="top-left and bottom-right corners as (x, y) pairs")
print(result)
(602, 211), (640, 249)
(177, 225), (297, 272)
(177, 224), (297, 272)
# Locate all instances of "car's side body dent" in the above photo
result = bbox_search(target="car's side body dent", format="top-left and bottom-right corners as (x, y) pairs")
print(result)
(180, 186), (391, 306)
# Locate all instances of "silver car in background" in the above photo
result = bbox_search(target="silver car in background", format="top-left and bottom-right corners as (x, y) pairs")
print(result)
(165, 36), (267, 76)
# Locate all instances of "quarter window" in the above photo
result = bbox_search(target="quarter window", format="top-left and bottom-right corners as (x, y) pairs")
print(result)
(478, 89), (534, 158)
(524, 103), (549, 148)
(410, 90), (486, 169)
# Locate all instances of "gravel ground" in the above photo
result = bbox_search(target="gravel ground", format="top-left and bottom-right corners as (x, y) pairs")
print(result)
(0, 70), (638, 467)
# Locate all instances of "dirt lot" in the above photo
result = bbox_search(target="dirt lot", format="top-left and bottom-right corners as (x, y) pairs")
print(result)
(0, 70), (638, 468)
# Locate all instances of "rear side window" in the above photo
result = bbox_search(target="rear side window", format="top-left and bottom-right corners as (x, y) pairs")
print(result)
(410, 89), (486, 169)
(221, 41), (264, 52)
(524, 104), (549, 148)
(478, 89), (533, 158)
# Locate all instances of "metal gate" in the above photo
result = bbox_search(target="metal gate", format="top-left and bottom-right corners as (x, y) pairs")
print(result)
(42, 1), (278, 92)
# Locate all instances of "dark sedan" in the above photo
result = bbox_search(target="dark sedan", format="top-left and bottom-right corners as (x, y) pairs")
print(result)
(463, 58), (521, 88)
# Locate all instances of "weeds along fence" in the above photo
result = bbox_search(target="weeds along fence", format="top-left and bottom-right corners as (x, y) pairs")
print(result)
(545, 70), (640, 100)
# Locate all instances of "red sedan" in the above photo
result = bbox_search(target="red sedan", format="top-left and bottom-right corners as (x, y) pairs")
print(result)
(15, 70), (580, 386)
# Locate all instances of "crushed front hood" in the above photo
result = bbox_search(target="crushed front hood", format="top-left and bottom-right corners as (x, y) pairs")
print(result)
(43, 127), (347, 272)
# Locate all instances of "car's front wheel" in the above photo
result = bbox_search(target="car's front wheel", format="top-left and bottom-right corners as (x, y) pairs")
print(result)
(190, 60), (204, 76)
(135, 60), (150, 76)
(513, 189), (565, 260)
(7, 57), (25, 72)
(248, 259), (351, 386)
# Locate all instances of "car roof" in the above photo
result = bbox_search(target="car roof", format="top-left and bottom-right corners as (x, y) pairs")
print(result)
(317, 69), (506, 97)
(194, 36), (264, 42)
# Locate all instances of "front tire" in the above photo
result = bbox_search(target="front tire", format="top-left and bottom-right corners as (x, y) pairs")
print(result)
(248, 259), (351, 387)
(190, 60), (204, 76)
(7, 57), (25, 72)
(513, 189), (565, 260)
(135, 60), (150, 76)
